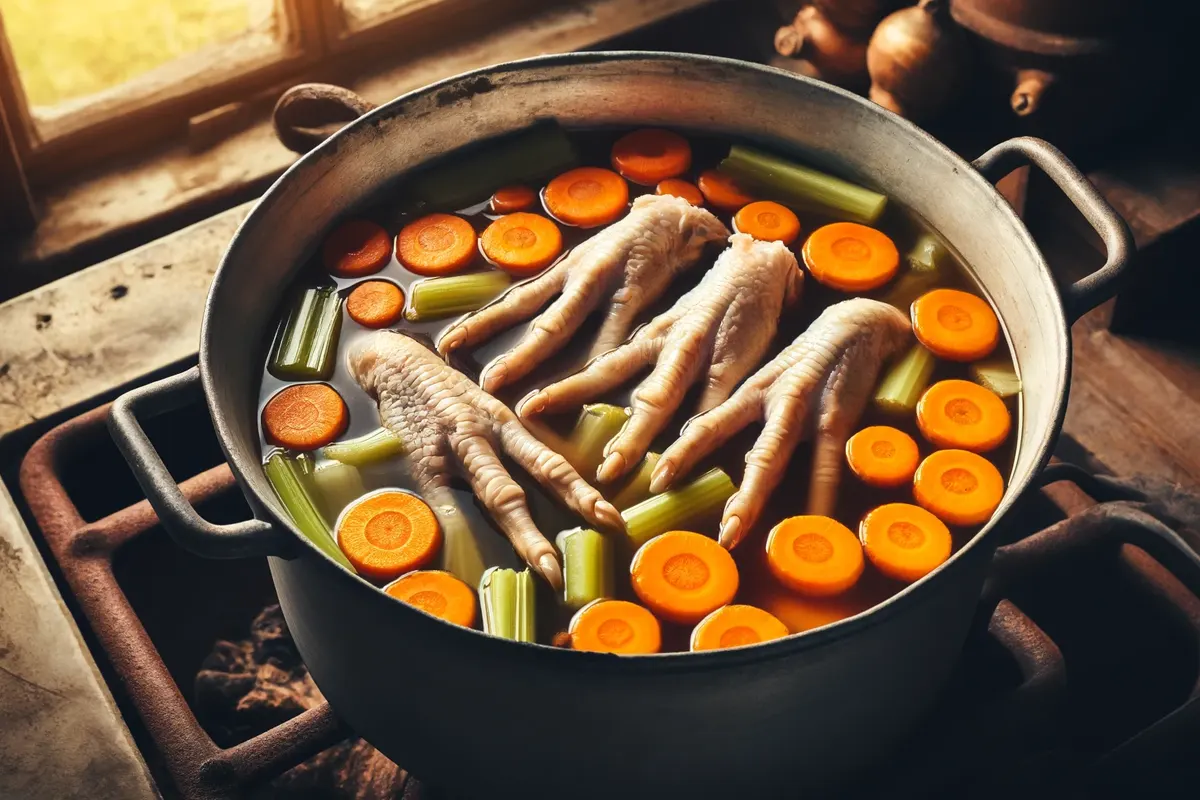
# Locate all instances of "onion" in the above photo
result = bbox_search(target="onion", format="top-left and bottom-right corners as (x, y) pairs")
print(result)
(866, 0), (970, 121)
(813, 0), (897, 35)
(775, 5), (870, 90)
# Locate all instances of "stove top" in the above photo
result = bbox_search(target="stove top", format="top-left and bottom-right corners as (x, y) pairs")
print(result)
(3, 374), (1199, 799)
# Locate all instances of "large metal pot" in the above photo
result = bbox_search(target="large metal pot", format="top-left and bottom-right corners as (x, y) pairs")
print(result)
(108, 53), (1131, 798)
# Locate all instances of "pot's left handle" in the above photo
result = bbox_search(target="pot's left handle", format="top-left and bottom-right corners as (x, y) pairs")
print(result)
(973, 136), (1134, 324)
(273, 83), (377, 155)
(108, 367), (294, 560)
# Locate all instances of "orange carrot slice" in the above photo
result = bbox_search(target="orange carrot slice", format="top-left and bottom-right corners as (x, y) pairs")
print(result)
(568, 599), (661, 655)
(262, 384), (348, 451)
(911, 288), (1000, 361)
(690, 604), (789, 651)
(846, 425), (920, 488)
(630, 531), (738, 624)
(697, 169), (755, 210)
(913, 449), (1005, 526)
(802, 221), (900, 292)
(336, 489), (441, 582)
(346, 280), (405, 329)
(859, 502), (952, 583)
(543, 167), (629, 227)
(480, 212), (564, 276)
(323, 219), (392, 278)
(917, 379), (1011, 453)
(655, 178), (704, 206)
(734, 200), (802, 245)
(611, 128), (692, 185)
(384, 570), (476, 628)
(766, 515), (865, 597)
(490, 185), (537, 214)
(396, 213), (478, 276)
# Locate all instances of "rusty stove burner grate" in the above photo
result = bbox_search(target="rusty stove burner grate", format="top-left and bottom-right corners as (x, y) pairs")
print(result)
(14, 401), (1200, 799)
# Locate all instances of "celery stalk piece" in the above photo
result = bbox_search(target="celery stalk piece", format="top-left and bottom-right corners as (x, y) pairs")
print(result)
(310, 460), (366, 527)
(719, 144), (887, 223)
(564, 403), (629, 479)
(881, 269), (940, 312)
(320, 427), (404, 466)
(906, 232), (948, 274)
(424, 487), (487, 588)
(406, 272), (512, 322)
(874, 343), (937, 415)
(610, 452), (661, 510)
(264, 452), (355, 572)
(268, 286), (343, 380)
(480, 567), (536, 642)
(556, 528), (613, 610)
(622, 467), (737, 549)
(970, 355), (1022, 398)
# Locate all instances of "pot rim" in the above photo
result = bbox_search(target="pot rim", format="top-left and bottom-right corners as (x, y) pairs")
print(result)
(203, 50), (1067, 670)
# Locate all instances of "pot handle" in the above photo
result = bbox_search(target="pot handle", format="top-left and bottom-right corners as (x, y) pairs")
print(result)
(108, 367), (294, 559)
(273, 83), (377, 155)
(972, 136), (1134, 324)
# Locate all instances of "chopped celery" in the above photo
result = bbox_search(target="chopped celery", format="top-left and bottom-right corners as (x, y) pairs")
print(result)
(406, 272), (512, 322)
(610, 452), (661, 510)
(310, 460), (366, 526)
(479, 567), (536, 642)
(321, 427), (404, 466)
(970, 355), (1022, 398)
(269, 286), (343, 380)
(264, 452), (355, 572)
(428, 487), (486, 588)
(622, 467), (737, 549)
(401, 121), (577, 212)
(874, 344), (937, 415)
(563, 403), (629, 479)
(556, 528), (613, 610)
(906, 233), (948, 274)
(881, 269), (940, 312)
(719, 144), (887, 223)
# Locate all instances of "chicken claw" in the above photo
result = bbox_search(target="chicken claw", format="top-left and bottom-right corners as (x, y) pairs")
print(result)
(348, 331), (624, 588)
(521, 234), (802, 484)
(437, 194), (729, 393)
(651, 298), (912, 548)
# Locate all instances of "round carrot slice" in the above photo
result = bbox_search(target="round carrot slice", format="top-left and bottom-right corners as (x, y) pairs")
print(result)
(543, 167), (629, 227)
(323, 219), (392, 278)
(802, 221), (900, 292)
(690, 604), (789, 652)
(336, 489), (441, 582)
(859, 502), (952, 583)
(846, 425), (921, 488)
(655, 178), (704, 206)
(611, 128), (692, 185)
(396, 213), (478, 276)
(568, 599), (661, 655)
(734, 200), (802, 245)
(766, 515), (865, 597)
(913, 449), (1005, 527)
(480, 212), (564, 276)
(346, 280), (405, 328)
(911, 288), (1000, 361)
(630, 531), (739, 624)
(384, 570), (476, 628)
(490, 185), (537, 214)
(697, 169), (755, 210)
(917, 379), (1011, 453)
(262, 384), (348, 451)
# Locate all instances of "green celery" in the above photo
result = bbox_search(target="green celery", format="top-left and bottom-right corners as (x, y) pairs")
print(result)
(622, 467), (737, 549)
(427, 487), (486, 588)
(564, 403), (629, 479)
(479, 567), (536, 642)
(310, 460), (366, 526)
(406, 272), (512, 322)
(874, 343), (937, 414)
(719, 144), (887, 223)
(320, 427), (404, 466)
(610, 452), (661, 510)
(906, 233), (949, 274)
(881, 269), (940, 312)
(556, 528), (613, 610)
(970, 355), (1022, 398)
(264, 452), (355, 572)
(269, 286), (343, 380)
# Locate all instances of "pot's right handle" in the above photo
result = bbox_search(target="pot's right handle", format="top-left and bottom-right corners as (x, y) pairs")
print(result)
(973, 137), (1134, 324)
(273, 83), (376, 155)
(108, 367), (294, 560)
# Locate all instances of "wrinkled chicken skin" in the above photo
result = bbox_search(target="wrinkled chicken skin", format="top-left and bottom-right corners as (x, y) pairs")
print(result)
(651, 298), (912, 548)
(348, 331), (623, 588)
(520, 234), (803, 484)
(438, 194), (729, 393)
